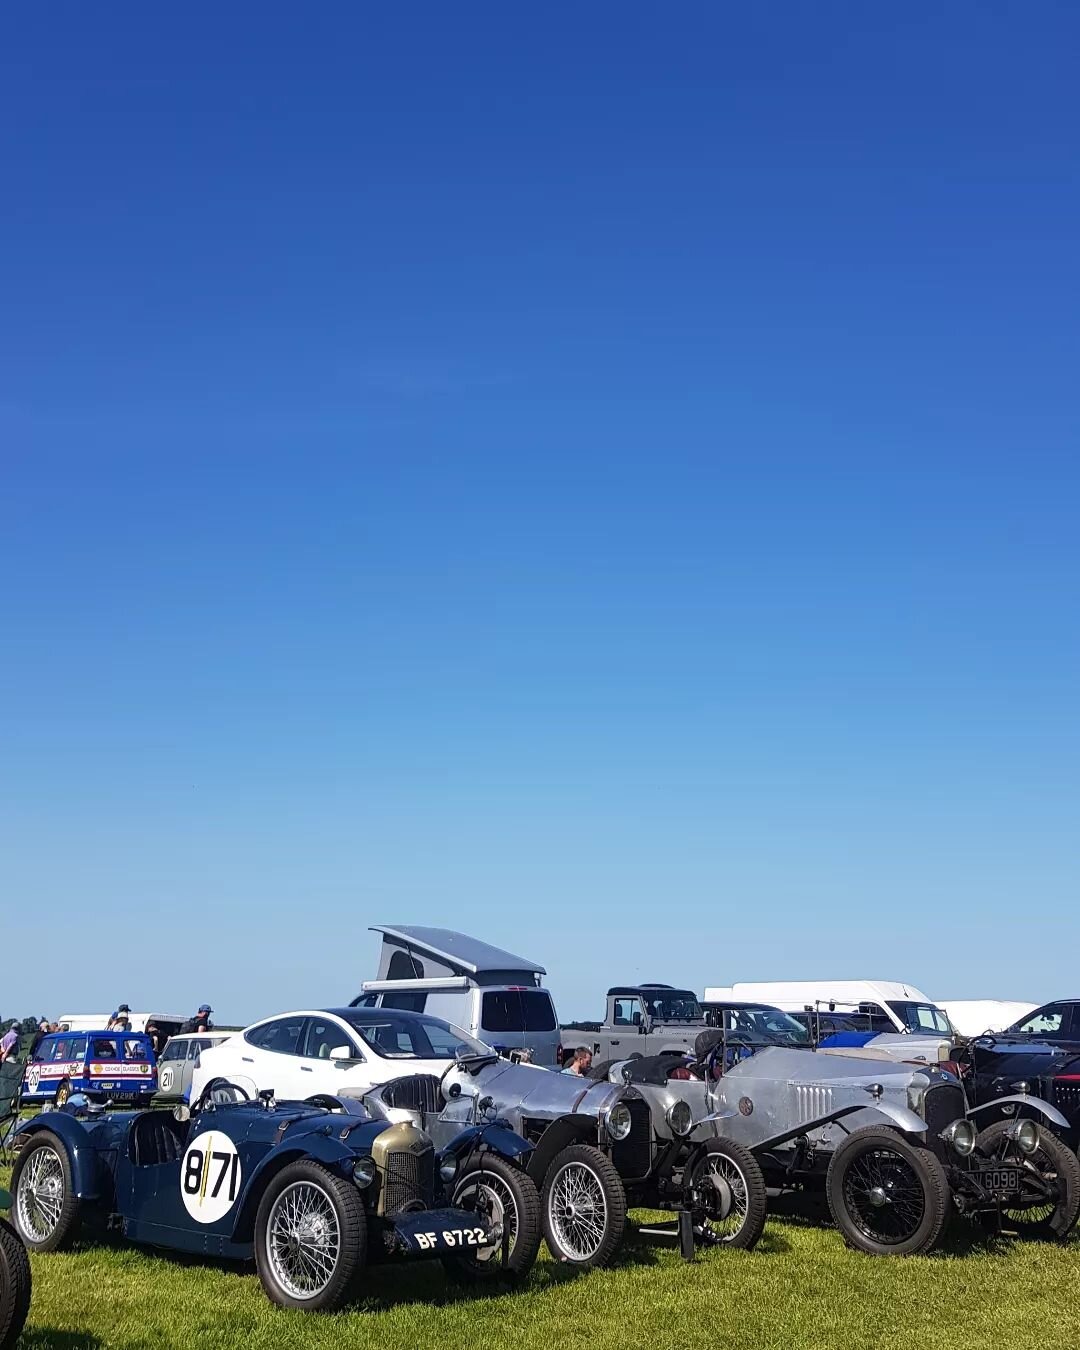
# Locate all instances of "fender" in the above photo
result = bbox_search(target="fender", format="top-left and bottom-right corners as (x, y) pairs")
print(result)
(441, 1124), (534, 1166)
(524, 1114), (599, 1185)
(968, 1095), (1072, 1131)
(751, 1099), (930, 1155)
(229, 1134), (357, 1242)
(15, 1113), (112, 1201)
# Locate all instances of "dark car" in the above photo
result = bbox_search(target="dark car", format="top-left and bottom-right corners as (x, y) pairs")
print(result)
(10, 1078), (541, 1310)
(957, 1036), (1080, 1149)
(0, 1189), (32, 1350)
(1002, 1000), (1080, 1048)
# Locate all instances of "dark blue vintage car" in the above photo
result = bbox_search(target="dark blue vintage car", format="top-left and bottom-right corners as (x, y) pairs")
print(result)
(10, 1078), (541, 1311)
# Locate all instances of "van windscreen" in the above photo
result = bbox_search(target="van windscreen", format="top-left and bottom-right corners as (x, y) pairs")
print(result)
(481, 991), (557, 1033)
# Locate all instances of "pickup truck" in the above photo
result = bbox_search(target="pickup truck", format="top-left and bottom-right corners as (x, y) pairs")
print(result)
(561, 983), (708, 1062)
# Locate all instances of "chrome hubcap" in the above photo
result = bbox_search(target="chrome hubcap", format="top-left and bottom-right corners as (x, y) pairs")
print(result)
(266, 1182), (341, 1300)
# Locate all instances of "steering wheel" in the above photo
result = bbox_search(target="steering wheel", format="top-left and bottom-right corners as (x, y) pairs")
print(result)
(192, 1076), (252, 1113)
(973, 1035), (997, 1050)
(304, 1094), (346, 1112)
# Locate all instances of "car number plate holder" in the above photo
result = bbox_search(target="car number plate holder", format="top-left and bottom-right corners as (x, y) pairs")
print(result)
(391, 1207), (496, 1255)
(973, 1166), (1022, 1195)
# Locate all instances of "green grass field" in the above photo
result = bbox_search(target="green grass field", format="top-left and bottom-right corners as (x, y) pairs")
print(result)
(3, 1161), (1079, 1350)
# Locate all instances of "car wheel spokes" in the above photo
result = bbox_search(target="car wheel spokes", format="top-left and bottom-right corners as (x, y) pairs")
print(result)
(696, 1155), (749, 1242)
(844, 1148), (926, 1244)
(18, 1146), (65, 1242)
(456, 1175), (516, 1263)
(266, 1181), (341, 1299)
(549, 1161), (607, 1261)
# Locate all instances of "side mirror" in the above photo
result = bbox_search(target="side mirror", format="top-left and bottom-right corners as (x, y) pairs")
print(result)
(173, 1104), (191, 1123)
(329, 1046), (354, 1064)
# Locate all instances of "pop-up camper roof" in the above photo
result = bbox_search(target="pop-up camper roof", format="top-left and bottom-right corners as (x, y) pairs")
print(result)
(371, 925), (546, 986)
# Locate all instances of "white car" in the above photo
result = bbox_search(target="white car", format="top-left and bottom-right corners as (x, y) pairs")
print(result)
(189, 1007), (495, 1104)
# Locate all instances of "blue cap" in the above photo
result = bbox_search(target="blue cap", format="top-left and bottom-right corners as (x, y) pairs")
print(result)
(198, 1005), (212, 1014)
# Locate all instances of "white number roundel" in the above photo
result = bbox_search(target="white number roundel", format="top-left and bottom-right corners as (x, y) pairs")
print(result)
(159, 1067), (174, 1093)
(180, 1131), (242, 1224)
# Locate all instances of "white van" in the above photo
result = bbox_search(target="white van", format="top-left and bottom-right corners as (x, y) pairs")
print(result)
(936, 1000), (1037, 1038)
(701, 980), (952, 1036)
(59, 1011), (188, 1037)
(351, 925), (562, 1067)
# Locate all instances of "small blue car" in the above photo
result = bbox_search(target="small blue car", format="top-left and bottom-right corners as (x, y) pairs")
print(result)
(10, 1078), (541, 1311)
(22, 1030), (158, 1108)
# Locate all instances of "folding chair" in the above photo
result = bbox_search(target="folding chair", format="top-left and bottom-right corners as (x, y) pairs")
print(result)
(0, 1056), (25, 1165)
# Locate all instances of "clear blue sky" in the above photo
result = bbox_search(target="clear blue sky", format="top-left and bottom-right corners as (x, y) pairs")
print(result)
(2, 4), (1078, 1024)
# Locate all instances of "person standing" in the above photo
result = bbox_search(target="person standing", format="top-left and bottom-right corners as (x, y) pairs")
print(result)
(0, 1024), (19, 1063)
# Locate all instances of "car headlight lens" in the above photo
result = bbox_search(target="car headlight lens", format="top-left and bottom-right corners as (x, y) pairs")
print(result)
(439, 1156), (458, 1184)
(1011, 1119), (1040, 1156)
(666, 1100), (693, 1137)
(352, 1157), (376, 1188)
(941, 1119), (976, 1158)
(607, 1102), (632, 1141)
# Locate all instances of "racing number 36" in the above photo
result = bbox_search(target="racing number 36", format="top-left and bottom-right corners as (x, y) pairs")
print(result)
(184, 1146), (240, 1202)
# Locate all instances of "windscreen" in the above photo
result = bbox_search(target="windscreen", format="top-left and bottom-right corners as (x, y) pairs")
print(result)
(724, 1007), (811, 1046)
(642, 990), (703, 1022)
(887, 1001), (952, 1035)
(341, 1011), (491, 1060)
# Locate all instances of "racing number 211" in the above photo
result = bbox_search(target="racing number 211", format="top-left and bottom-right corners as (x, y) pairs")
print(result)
(184, 1147), (240, 1202)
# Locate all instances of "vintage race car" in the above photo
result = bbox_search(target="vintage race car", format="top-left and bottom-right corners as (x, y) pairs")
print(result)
(10, 1078), (541, 1310)
(0, 1190), (32, 1350)
(607, 1029), (1080, 1256)
(359, 1049), (767, 1267)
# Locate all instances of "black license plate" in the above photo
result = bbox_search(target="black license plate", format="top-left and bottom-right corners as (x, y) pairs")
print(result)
(974, 1167), (1022, 1194)
(391, 1207), (495, 1255)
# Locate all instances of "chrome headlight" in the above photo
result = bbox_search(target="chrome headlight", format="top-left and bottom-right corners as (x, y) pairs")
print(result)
(439, 1155), (458, 1184)
(606, 1102), (632, 1141)
(1010, 1119), (1040, 1156)
(666, 1100), (693, 1138)
(940, 1119), (976, 1158)
(351, 1156), (376, 1189)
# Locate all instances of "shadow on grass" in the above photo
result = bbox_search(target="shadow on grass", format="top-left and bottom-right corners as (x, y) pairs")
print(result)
(19, 1330), (103, 1350)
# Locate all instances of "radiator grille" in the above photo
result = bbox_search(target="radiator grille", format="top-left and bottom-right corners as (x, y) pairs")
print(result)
(921, 1083), (967, 1137)
(612, 1098), (653, 1180)
(794, 1084), (833, 1123)
(382, 1145), (436, 1215)
(382, 1075), (443, 1116)
(1052, 1080), (1080, 1122)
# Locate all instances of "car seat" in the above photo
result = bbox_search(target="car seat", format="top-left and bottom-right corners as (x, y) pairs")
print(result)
(130, 1111), (189, 1167)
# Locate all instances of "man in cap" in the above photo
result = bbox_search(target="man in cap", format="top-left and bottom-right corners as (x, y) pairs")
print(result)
(181, 1004), (214, 1034)
(106, 1003), (131, 1031)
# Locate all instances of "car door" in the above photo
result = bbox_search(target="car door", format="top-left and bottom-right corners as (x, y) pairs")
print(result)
(293, 1016), (367, 1097)
(234, 1014), (308, 1097)
(1012, 1002), (1073, 1041)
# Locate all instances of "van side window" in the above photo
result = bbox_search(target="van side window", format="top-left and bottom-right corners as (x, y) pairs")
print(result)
(381, 992), (427, 1013)
(387, 951), (425, 980)
(613, 998), (643, 1027)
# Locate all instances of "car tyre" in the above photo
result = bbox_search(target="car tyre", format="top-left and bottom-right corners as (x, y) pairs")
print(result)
(0, 1216), (33, 1350)
(442, 1154), (542, 1285)
(685, 1137), (768, 1250)
(975, 1120), (1080, 1241)
(11, 1132), (83, 1253)
(254, 1159), (366, 1311)
(52, 1080), (71, 1109)
(827, 1126), (950, 1256)
(541, 1143), (626, 1268)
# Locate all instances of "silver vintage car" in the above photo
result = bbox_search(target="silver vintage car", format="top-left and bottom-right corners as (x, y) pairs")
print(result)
(360, 1048), (767, 1266)
(607, 1022), (1080, 1256)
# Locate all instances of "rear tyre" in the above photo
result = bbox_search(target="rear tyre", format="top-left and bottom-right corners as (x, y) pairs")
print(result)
(53, 1080), (71, 1109)
(254, 1160), (366, 1311)
(541, 1143), (627, 1268)
(0, 1216), (32, 1350)
(826, 1126), (950, 1256)
(11, 1131), (83, 1252)
(442, 1154), (542, 1285)
(975, 1120), (1080, 1241)
(685, 1137), (768, 1250)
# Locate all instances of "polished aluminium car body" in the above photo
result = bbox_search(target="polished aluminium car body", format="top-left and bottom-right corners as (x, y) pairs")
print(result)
(359, 1052), (653, 1269)
(607, 1026), (1078, 1255)
(10, 1081), (540, 1311)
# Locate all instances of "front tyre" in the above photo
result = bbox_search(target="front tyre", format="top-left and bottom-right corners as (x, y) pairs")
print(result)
(541, 1144), (627, 1268)
(0, 1217), (32, 1350)
(826, 1126), (950, 1256)
(11, 1132), (82, 1252)
(975, 1120), (1080, 1241)
(685, 1138), (767, 1250)
(442, 1154), (542, 1285)
(254, 1160), (366, 1311)
(52, 1080), (72, 1110)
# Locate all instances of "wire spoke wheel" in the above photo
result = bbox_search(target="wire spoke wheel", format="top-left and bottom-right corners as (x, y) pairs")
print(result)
(548, 1160), (608, 1262)
(691, 1152), (749, 1243)
(265, 1182), (342, 1301)
(843, 1148), (927, 1245)
(455, 1173), (518, 1264)
(17, 1146), (65, 1245)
